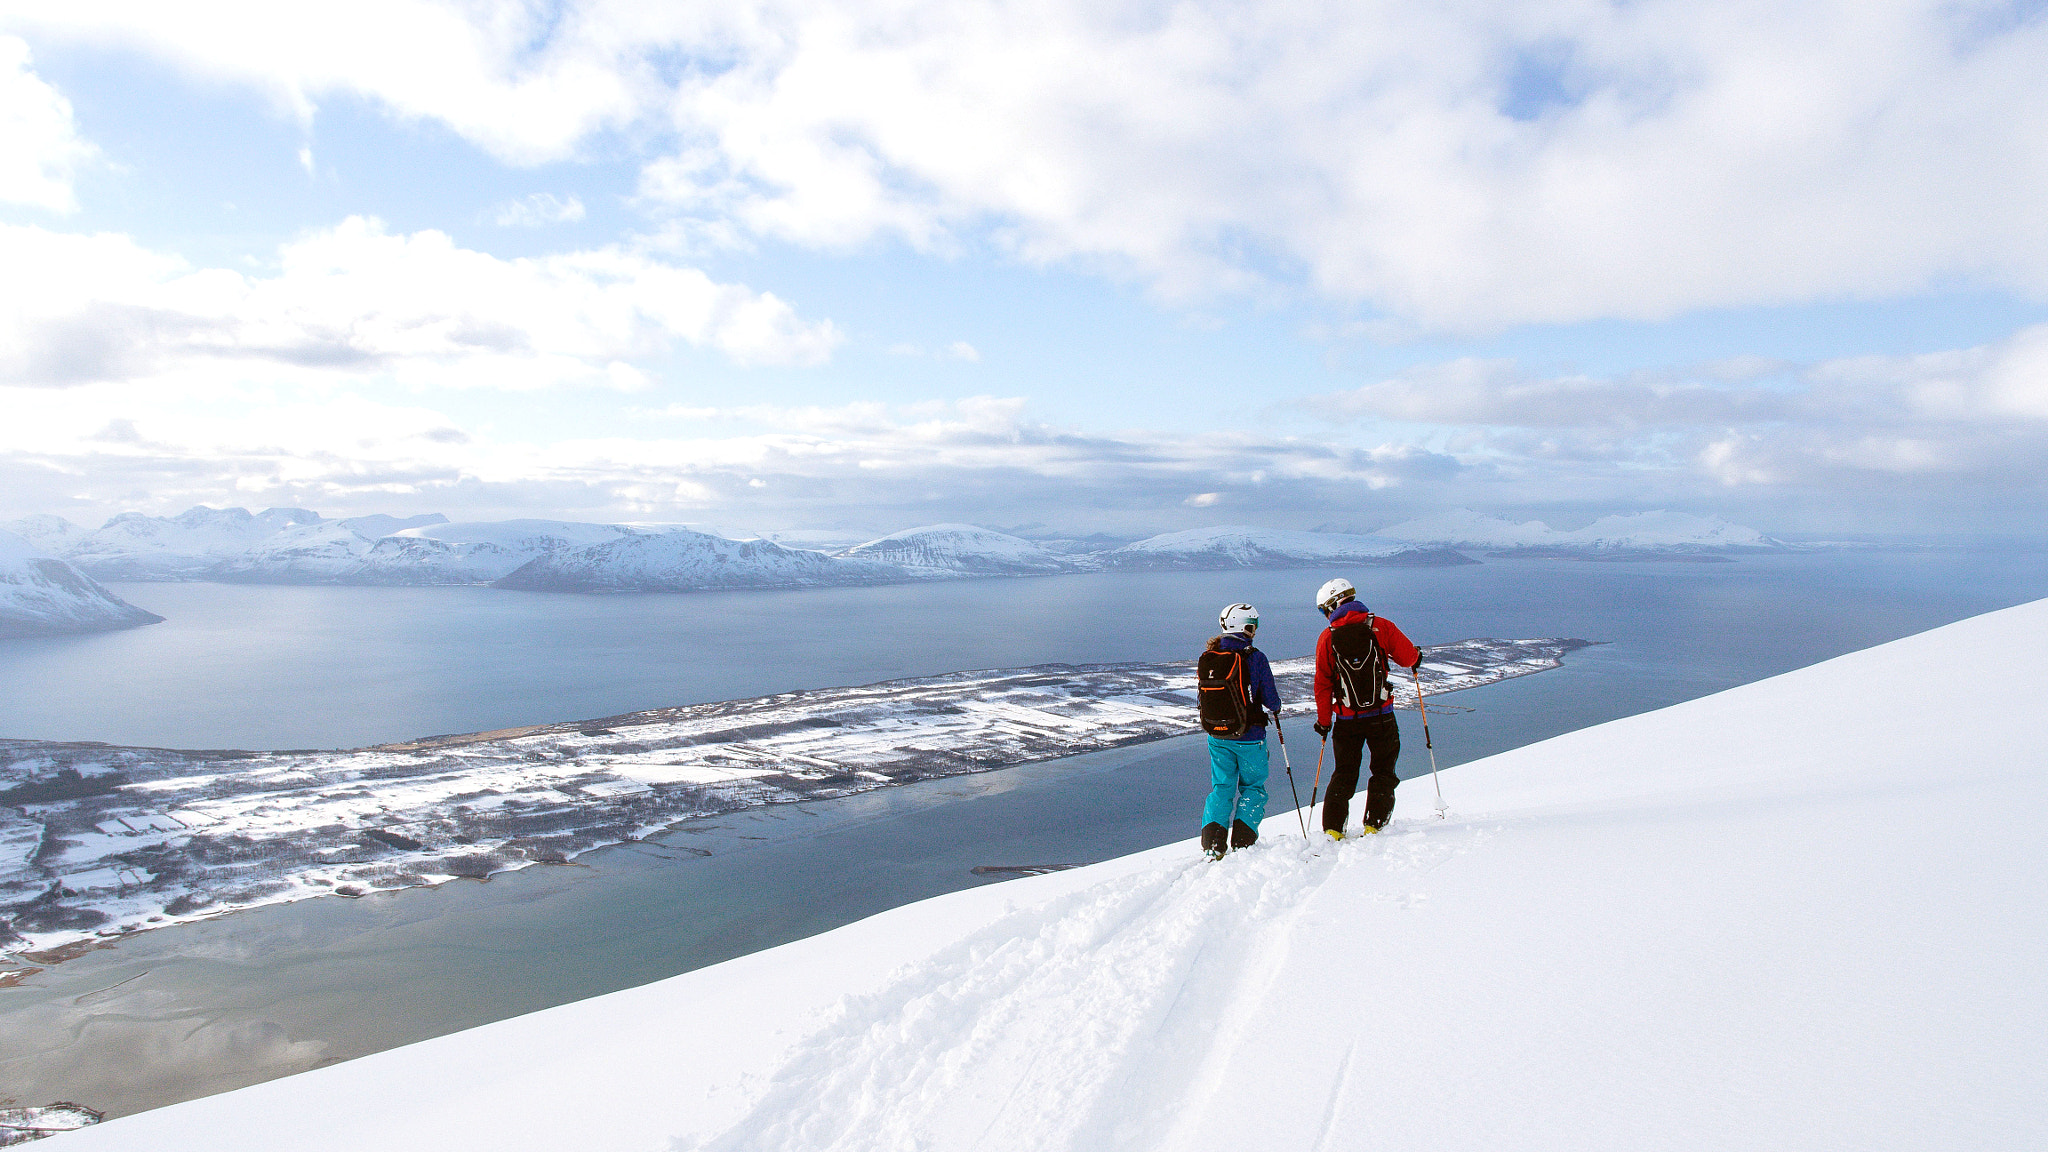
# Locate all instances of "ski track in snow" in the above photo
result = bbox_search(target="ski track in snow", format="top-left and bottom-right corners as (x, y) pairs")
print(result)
(682, 820), (1488, 1152)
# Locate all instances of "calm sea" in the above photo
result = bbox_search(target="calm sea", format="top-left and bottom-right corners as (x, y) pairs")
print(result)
(7, 549), (2044, 751)
(3, 549), (2046, 1116)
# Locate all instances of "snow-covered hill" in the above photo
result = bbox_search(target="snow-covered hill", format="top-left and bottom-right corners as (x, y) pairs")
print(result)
(837, 524), (1084, 576)
(205, 521), (388, 584)
(1376, 508), (1776, 553)
(62, 597), (2048, 1150)
(0, 531), (163, 637)
(1103, 525), (1474, 569)
(493, 527), (900, 591)
(62, 507), (324, 580)
(0, 513), (86, 555)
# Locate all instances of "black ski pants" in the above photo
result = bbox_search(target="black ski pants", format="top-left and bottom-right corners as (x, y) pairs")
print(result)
(1323, 712), (1400, 832)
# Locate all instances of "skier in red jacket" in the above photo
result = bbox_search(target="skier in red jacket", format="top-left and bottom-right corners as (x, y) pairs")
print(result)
(1311, 577), (1421, 838)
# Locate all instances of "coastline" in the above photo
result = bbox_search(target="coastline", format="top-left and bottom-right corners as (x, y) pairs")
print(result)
(2, 640), (1587, 964)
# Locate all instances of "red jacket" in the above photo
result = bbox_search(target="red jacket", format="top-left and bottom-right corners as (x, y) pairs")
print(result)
(1314, 602), (1421, 725)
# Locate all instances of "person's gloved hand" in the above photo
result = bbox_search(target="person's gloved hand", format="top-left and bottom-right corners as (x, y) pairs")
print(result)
(1313, 721), (1331, 738)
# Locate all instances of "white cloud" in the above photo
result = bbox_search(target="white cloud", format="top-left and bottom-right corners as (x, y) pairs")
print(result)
(0, 217), (841, 389)
(8, 336), (2044, 534)
(1308, 322), (2048, 493)
(0, 3), (648, 165)
(489, 192), (587, 227)
(884, 340), (980, 361)
(0, 390), (1459, 530)
(9, 3), (2047, 329)
(0, 35), (96, 211)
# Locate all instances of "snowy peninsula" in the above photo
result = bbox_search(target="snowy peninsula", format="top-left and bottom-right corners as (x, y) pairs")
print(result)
(0, 640), (1584, 962)
(0, 531), (162, 639)
(48, 600), (2046, 1152)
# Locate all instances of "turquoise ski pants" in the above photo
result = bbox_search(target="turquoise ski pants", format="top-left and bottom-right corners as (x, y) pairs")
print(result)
(1203, 735), (1269, 829)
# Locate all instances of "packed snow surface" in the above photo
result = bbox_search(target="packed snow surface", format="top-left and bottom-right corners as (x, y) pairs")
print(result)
(58, 600), (2048, 1151)
(1375, 507), (1775, 552)
(1104, 525), (1471, 568)
(0, 641), (1580, 959)
(0, 532), (162, 638)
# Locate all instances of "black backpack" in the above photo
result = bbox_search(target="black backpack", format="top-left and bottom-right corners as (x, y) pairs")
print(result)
(1197, 643), (1259, 738)
(1329, 614), (1391, 713)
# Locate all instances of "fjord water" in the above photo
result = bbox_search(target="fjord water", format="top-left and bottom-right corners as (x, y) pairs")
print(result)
(6, 549), (2045, 751)
(4, 550), (2047, 1117)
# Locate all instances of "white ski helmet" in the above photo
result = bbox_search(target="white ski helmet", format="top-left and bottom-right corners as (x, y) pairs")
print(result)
(1219, 602), (1259, 636)
(1315, 577), (1356, 616)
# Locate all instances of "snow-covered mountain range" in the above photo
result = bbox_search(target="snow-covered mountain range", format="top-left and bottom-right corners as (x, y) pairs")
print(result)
(211, 518), (636, 585)
(57, 506), (324, 580)
(1, 505), (1791, 599)
(1101, 525), (1474, 569)
(0, 531), (163, 637)
(52, 598), (2048, 1151)
(1371, 508), (1779, 554)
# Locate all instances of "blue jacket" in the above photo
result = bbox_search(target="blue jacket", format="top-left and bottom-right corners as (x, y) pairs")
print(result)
(1212, 633), (1281, 742)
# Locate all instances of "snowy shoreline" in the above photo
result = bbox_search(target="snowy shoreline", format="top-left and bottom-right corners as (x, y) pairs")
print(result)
(0, 639), (1587, 964)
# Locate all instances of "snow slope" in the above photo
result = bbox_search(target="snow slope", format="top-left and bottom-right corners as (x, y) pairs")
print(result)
(1104, 525), (1473, 569)
(1377, 507), (1775, 552)
(836, 524), (1082, 576)
(0, 531), (163, 637)
(62, 507), (323, 580)
(66, 601), (2048, 1148)
(493, 527), (900, 591)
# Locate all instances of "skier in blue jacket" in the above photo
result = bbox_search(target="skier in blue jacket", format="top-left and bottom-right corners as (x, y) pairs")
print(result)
(1201, 603), (1282, 859)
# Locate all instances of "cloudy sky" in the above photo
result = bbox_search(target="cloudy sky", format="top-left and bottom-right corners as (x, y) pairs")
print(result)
(2, 1), (2045, 539)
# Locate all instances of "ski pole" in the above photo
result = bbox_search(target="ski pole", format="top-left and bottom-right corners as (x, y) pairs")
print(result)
(1412, 664), (1448, 818)
(1222, 771), (1240, 859)
(1308, 730), (1327, 823)
(1275, 717), (1307, 841)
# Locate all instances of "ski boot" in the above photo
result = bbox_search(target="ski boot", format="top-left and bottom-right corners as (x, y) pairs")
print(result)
(1323, 828), (1344, 842)
(1230, 820), (1258, 850)
(1201, 822), (1228, 861)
